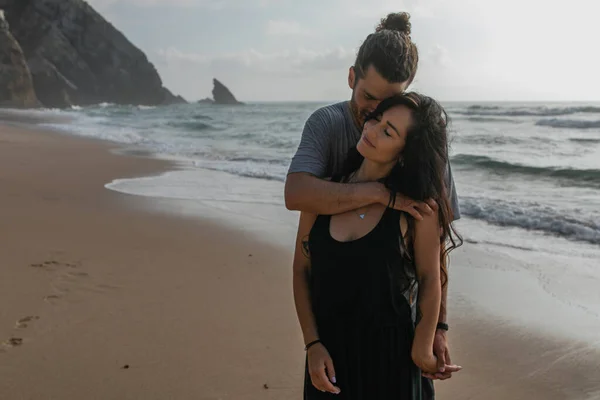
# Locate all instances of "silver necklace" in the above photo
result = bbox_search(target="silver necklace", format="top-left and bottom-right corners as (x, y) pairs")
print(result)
(349, 171), (369, 220)
(355, 209), (368, 219)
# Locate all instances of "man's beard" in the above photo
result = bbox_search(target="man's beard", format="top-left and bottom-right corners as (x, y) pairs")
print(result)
(349, 95), (368, 129)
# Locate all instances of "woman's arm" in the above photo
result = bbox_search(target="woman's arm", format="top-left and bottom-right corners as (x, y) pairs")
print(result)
(410, 209), (443, 374)
(293, 212), (341, 395)
(292, 211), (319, 345)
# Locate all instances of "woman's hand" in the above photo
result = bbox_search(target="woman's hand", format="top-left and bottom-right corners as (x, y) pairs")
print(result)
(307, 343), (341, 395)
(411, 346), (439, 375)
(375, 182), (436, 221)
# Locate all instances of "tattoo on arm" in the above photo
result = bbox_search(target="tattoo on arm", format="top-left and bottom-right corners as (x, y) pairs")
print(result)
(301, 235), (310, 258)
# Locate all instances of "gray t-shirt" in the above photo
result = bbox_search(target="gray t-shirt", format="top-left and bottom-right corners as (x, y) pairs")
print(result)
(288, 101), (461, 220)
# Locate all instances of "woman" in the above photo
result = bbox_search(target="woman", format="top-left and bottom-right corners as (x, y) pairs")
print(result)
(292, 93), (462, 399)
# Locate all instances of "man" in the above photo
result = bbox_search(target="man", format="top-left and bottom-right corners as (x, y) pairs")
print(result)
(285, 11), (461, 397)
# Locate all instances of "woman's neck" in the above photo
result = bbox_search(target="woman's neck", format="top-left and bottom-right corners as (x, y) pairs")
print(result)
(350, 159), (394, 183)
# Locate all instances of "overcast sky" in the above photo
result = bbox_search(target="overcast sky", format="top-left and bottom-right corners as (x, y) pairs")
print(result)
(87, 0), (600, 102)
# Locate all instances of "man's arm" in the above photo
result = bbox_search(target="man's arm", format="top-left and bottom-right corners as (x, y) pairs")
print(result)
(441, 159), (456, 320)
(285, 108), (386, 214)
(284, 173), (386, 215)
(445, 159), (461, 221)
(285, 173), (434, 218)
(426, 281), (462, 380)
(439, 282), (447, 325)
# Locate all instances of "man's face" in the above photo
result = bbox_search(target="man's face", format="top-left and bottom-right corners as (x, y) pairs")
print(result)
(348, 64), (409, 127)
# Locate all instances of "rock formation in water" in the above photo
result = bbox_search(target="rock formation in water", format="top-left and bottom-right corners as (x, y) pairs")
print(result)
(212, 78), (243, 105)
(0, 0), (186, 108)
(197, 97), (214, 104)
(197, 79), (243, 105)
(0, 11), (39, 107)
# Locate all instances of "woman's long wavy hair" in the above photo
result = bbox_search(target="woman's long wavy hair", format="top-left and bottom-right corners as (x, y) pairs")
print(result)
(335, 93), (462, 306)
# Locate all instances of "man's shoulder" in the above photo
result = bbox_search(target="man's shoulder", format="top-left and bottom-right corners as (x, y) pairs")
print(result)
(306, 101), (349, 129)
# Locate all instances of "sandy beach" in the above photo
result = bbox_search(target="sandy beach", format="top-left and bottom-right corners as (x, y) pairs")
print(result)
(1, 121), (599, 400)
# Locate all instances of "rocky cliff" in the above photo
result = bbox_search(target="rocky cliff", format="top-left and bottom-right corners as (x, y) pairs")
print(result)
(0, 0), (185, 108)
(0, 11), (39, 107)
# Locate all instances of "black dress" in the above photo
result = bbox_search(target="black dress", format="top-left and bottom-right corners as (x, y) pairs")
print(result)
(303, 208), (433, 400)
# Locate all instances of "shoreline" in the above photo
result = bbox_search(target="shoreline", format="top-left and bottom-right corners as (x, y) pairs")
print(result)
(0, 122), (304, 399)
(1, 121), (600, 399)
(105, 163), (600, 347)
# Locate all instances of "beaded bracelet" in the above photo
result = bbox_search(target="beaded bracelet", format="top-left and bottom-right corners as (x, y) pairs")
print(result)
(304, 339), (322, 351)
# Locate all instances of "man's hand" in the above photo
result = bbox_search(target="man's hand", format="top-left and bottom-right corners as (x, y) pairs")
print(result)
(374, 182), (437, 221)
(422, 330), (462, 380)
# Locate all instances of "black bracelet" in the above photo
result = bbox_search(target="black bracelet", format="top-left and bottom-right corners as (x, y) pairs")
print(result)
(304, 339), (321, 351)
(437, 322), (449, 331)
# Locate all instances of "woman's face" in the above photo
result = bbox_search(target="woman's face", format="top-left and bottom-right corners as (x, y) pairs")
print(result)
(356, 104), (413, 165)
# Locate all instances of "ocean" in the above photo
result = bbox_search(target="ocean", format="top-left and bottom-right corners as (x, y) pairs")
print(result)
(36, 100), (600, 245)
(5, 99), (600, 334)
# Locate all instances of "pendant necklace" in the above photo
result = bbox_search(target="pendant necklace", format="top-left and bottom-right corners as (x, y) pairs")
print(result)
(355, 208), (369, 220)
(349, 171), (369, 220)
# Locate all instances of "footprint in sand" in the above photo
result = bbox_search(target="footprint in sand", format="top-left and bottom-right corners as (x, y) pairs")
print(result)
(1, 317), (41, 351)
(30, 260), (79, 269)
(65, 271), (89, 278)
(15, 316), (40, 329)
(1, 337), (23, 348)
(30, 259), (86, 298)
(43, 294), (62, 304)
(33, 258), (118, 305)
